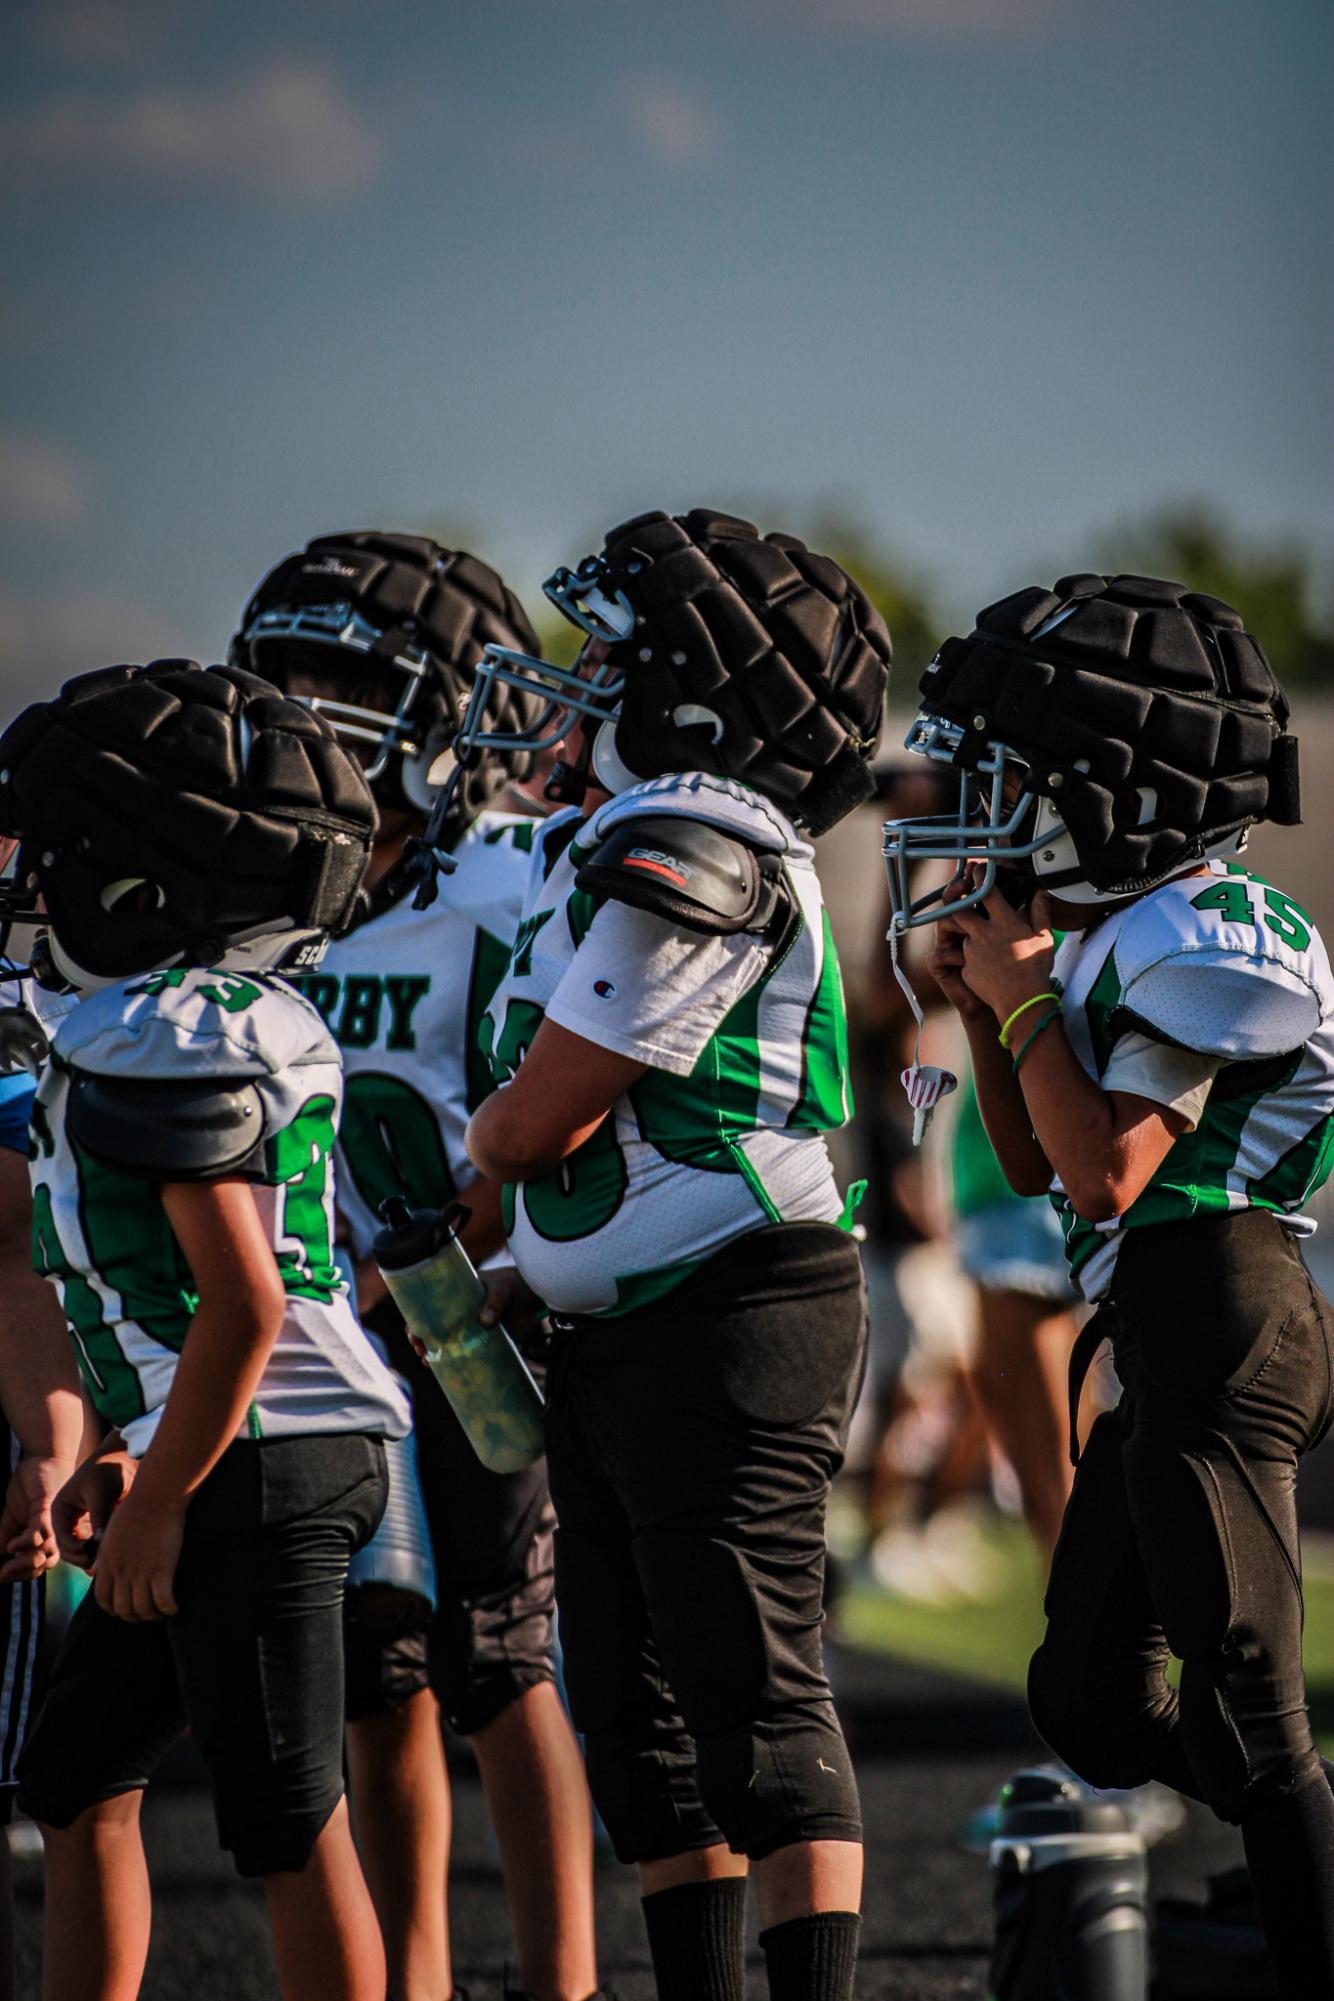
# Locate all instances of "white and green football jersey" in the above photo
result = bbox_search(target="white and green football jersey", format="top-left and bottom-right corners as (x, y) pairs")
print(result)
(1052, 860), (1334, 1300)
(30, 966), (411, 1457)
(289, 811), (536, 1259)
(482, 774), (859, 1318)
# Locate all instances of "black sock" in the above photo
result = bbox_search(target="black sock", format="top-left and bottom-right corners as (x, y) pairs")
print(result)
(641, 1876), (748, 2001)
(1241, 1776), (1334, 1997)
(759, 1911), (860, 2001)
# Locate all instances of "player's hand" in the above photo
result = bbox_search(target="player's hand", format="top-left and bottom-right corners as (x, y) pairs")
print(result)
(477, 1265), (543, 1339)
(950, 883), (1056, 1021)
(53, 1448), (137, 1571)
(93, 1486), (183, 1622)
(924, 876), (994, 1025)
(354, 1256), (389, 1320)
(0, 1455), (75, 1582)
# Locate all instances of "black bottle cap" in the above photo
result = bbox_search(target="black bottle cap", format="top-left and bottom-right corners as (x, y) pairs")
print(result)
(371, 1197), (472, 1273)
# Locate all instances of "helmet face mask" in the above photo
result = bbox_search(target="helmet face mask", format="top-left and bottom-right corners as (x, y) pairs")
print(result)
(231, 534), (545, 836)
(246, 603), (440, 791)
(453, 634), (624, 772)
(883, 718), (1048, 930)
(453, 550), (639, 782)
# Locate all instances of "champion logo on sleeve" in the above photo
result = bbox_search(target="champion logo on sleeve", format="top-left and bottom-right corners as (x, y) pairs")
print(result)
(593, 978), (617, 1000)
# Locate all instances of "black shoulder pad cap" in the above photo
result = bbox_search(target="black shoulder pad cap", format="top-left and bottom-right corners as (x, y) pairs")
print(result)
(574, 816), (783, 935)
(66, 1071), (267, 1180)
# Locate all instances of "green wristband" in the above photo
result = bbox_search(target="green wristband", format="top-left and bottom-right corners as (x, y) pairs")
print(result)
(1011, 1007), (1062, 1075)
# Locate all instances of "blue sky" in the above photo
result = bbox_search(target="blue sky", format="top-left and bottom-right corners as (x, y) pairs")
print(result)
(2, 0), (1329, 716)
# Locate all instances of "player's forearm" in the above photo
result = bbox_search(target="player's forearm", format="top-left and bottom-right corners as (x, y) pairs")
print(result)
(964, 1016), (1054, 1197)
(129, 1294), (283, 1507)
(456, 1174), (509, 1263)
(1013, 1028), (1137, 1219)
(465, 1081), (608, 1182)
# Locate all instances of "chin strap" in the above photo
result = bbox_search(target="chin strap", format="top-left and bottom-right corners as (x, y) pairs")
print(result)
(544, 723), (598, 808)
(400, 764), (467, 908)
(888, 918), (957, 1147)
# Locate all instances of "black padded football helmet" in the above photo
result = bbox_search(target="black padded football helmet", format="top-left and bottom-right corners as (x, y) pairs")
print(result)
(0, 660), (376, 990)
(230, 531), (544, 834)
(883, 573), (1300, 929)
(453, 509), (892, 836)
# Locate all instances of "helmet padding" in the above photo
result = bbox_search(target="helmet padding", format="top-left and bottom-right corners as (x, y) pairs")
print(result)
(0, 660), (375, 984)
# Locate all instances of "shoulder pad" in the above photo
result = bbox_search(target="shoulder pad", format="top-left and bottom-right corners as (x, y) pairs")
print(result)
(66, 1070), (267, 1179)
(1116, 954), (1321, 1061)
(575, 816), (785, 936)
(1114, 885), (1325, 1060)
(591, 774), (808, 858)
(53, 968), (335, 1082)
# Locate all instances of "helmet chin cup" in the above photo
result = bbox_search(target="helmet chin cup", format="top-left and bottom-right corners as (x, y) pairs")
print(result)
(588, 716), (645, 797)
(43, 928), (150, 996)
(402, 736), (452, 815)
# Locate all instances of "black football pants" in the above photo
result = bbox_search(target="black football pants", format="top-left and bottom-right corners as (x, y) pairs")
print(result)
(1028, 1209), (1334, 1997)
(546, 1222), (866, 1865)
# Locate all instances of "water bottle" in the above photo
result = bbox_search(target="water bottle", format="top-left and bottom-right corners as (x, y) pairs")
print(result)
(346, 1423), (438, 1614)
(372, 1197), (545, 1475)
(989, 1767), (1149, 2001)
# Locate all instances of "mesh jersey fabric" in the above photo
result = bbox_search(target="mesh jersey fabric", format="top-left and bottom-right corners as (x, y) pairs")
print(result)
(289, 811), (535, 1260)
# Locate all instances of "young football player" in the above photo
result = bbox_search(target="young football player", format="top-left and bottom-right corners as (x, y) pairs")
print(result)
(882, 574), (1334, 1997)
(231, 532), (601, 2001)
(1, 660), (413, 2001)
(458, 509), (891, 2001)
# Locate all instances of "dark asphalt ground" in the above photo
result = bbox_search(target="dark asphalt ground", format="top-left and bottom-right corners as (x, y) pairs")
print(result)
(11, 1643), (1243, 2001)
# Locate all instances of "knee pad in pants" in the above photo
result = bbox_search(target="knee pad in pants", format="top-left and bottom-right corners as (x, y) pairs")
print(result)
(636, 1532), (861, 1857)
(1126, 1434), (1322, 1822)
(1027, 1638), (1172, 1794)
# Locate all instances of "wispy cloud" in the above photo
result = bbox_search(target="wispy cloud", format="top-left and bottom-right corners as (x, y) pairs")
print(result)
(1, 60), (384, 204)
(617, 73), (716, 169)
(0, 432), (92, 530)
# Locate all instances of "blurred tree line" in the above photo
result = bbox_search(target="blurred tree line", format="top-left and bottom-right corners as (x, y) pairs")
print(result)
(428, 502), (1333, 692)
(824, 502), (1334, 697)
